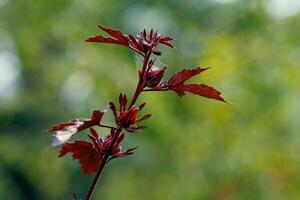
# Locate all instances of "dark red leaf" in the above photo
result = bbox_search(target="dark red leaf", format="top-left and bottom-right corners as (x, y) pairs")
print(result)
(85, 35), (127, 46)
(126, 125), (147, 132)
(150, 29), (153, 39)
(123, 95), (128, 108)
(116, 133), (124, 145)
(119, 93), (124, 111)
(170, 84), (225, 102)
(160, 36), (173, 42)
(118, 93), (128, 111)
(168, 67), (208, 86)
(118, 106), (139, 128)
(146, 66), (167, 88)
(88, 110), (105, 127)
(138, 102), (146, 111)
(89, 127), (99, 139)
(129, 34), (142, 52)
(59, 141), (101, 174)
(159, 37), (174, 48)
(160, 41), (174, 48)
(88, 128), (101, 149)
(97, 25), (129, 45)
(109, 102), (117, 119)
(118, 147), (138, 157)
(136, 114), (152, 123)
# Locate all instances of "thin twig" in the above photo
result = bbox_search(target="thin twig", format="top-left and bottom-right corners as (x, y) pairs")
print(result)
(128, 52), (151, 108)
(98, 124), (118, 130)
(142, 88), (168, 92)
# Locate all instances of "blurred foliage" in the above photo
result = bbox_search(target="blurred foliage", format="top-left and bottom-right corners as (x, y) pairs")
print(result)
(1, 0), (300, 199)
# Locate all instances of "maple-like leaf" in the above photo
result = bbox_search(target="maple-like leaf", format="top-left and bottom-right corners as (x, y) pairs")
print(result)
(170, 84), (225, 101)
(167, 67), (208, 85)
(59, 128), (137, 174)
(48, 110), (105, 146)
(167, 67), (225, 102)
(59, 140), (101, 174)
(85, 25), (129, 46)
(97, 25), (129, 45)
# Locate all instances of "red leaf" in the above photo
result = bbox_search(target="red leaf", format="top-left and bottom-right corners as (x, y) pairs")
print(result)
(85, 35), (127, 46)
(170, 84), (225, 102)
(138, 102), (146, 111)
(113, 134), (124, 155)
(166, 67), (226, 102)
(85, 25), (129, 46)
(136, 114), (152, 123)
(97, 25), (129, 45)
(59, 141), (101, 174)
(159, 41), (174, 48)
(129, 34), (143, 52)
(160, 36), (173, 42)
(89, 127), (99, 139)
(168, 67), (208, 86)
(159, 37), (174, 48)
(116, 146), (138, 157)
(87, 110), (105, 128)
(88, 128), (102, 150)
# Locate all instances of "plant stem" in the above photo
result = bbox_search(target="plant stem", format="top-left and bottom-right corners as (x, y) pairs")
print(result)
(84, 127), (122, 200)
(128, 52), (151, 108)
(98, 124), (118, 130)
(84, 52), (151, 200)
(142, 88), (168, 92)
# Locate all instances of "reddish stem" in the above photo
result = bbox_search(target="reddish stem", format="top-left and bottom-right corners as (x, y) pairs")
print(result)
(128, 52), (151, 108)
(98, 124), (118, 130)
(142, 88), (168, 92)
(84, 51), (152, 200)
(84, 127), (122, 200)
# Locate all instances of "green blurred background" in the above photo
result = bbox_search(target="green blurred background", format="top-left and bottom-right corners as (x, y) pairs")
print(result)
(1, 0), (300, 199)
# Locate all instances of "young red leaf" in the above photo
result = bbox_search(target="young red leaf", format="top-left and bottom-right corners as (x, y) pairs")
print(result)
(129, 34), (143, 52)
(85, 25), (174, 56)
(136, 114), (152, 123)
(118, 106), (139, 128)
(59, 127), (137, 174)
(112, 133), (124, 155)
(97, 25), (129, 45)
(159, 36), (173, 42)
(146, 66), (167, 88)
(89, 127), (99, 139)
(88, 110), (105, 126)
(168, 67), (208, 86)
(170, 84), (225, 102)
(111, 146), (138, 159)
(159, 37), (175, 48)
(85, 25), (129, 46)
(126, 125), (147, 133)
(84, 35), (126, 46)
(109, 102), (118, 119)
(59, 141), (101, 174)
(166, 67), (226, 102)
(138, 102), (146, 111)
